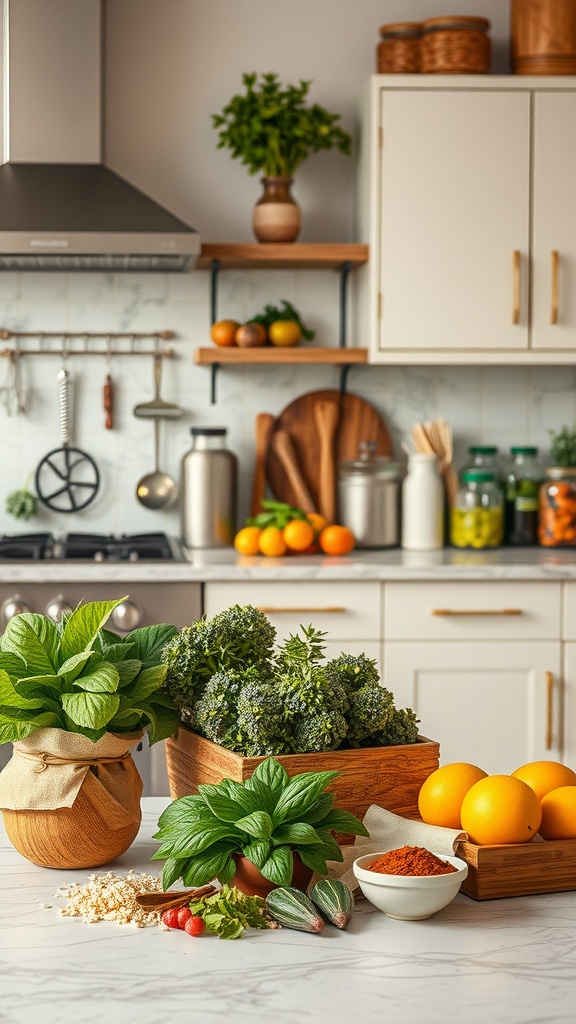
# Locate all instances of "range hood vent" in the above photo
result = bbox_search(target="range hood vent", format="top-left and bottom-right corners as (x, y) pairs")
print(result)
(0, 0), (201, 271)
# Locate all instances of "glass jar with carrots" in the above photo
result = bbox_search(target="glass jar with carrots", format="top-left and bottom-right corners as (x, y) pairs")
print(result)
(538, 426), (576, 547)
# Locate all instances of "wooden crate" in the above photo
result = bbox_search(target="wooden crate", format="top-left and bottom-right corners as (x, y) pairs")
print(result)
(165, 729), (440, 833)
(456, 836), (576, 900)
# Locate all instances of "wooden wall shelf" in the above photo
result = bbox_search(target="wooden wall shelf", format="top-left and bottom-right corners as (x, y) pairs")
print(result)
(196, 243), (368, 270)
(193, 347), (368, 366)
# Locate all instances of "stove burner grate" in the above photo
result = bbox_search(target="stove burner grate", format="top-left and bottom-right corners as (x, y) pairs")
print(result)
(0, 532), (54, 560)
(59, 532), (176, 561)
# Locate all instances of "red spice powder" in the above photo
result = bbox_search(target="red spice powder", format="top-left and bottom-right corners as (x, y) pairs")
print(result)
(367, 845), (458, 876)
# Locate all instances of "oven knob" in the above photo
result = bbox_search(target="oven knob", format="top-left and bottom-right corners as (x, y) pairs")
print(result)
(2, 595), (31, 622)
(45, 595), (73, 623)
(111, 599), (142, 632)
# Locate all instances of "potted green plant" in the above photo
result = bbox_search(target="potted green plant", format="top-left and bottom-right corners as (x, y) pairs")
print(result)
(0, 597), (179, 869)
(539, 425), (576, 547)
(152, 755), (368, 897)
(161, 605), (439, 823)
(212, 72), (352, 242)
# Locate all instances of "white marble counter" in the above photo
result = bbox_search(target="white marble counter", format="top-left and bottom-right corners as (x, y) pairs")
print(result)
(2, 545), (576, 583)
(2, 797), (576, 1024)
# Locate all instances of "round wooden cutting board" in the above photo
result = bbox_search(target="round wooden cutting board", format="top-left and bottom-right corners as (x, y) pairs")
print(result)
(265, 388), (393, 512)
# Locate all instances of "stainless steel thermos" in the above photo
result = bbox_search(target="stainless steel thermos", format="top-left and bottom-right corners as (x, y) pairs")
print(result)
(180, 428), (238, 549)
(338, 442), (400, 548)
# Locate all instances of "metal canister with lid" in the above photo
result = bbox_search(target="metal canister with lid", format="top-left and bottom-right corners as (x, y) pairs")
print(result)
(337, 441), (400, 548)
(180, 427), (238, 549)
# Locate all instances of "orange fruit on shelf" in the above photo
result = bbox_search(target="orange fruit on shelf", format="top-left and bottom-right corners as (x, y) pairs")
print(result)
(268, 320), (302, 347)
(233, 526), (261, 556)
(235, 322), (267, 348)
(319, 524), (355, 555)
(258, 526), (287, 557)
(417, 762), (488, 829)
(511, 760), (576, 802)
(283, 519), (315, 552)
(539, 786), (576, 840)
(460, 775), (542, 845)
(210, 319), (241, 347)
(306, 512), (328, 535)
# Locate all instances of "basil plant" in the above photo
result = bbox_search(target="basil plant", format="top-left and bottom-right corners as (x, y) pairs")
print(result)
(0, 597), (179, 744)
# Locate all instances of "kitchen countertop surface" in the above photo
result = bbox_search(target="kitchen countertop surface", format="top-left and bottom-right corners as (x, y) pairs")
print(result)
(2, 546), (576, 582)
(2, 797), (576, 1024)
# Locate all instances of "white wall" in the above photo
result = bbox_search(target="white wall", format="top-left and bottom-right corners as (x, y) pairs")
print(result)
(1, 0), (574, 539)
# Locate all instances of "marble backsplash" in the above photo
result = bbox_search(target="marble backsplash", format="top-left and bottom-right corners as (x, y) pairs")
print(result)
(1, 267), (575, 540)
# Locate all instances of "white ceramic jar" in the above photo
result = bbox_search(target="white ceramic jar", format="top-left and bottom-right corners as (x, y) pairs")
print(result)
(401, 453), (444, 551)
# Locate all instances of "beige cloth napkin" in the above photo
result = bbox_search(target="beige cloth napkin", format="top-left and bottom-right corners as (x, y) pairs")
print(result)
(321, 804), (468, 892)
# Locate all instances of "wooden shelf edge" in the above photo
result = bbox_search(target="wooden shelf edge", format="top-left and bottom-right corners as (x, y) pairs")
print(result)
(196, 242), (369, 270)
(193, 347), (368, 366)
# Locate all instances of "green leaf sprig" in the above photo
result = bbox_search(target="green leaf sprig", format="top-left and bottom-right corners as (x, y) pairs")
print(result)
(247, 499), (309, 530)
(213, 72), (352, 178)
(0, 598), (179, 745)
(188, 883), (274, 940)
(250, 300), (315, 341)
(152, 756), (368, 890)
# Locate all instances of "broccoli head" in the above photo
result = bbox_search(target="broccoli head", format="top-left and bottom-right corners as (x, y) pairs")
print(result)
(324, 652), (380, 696)
(236, 679), (293, 755)
(194, 668), (257, 752)
(372, 706), (420, 746)
(346, 684), (395, 746)
(292, 708), (348, 753)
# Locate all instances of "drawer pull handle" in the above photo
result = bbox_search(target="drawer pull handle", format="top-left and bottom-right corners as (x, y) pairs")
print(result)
(430, 608), (523, 617)
(551, 250), (559, 325)
(255, 606), (346, 614)
(512, 250), (521, 324)
(545, 671), (554, 750)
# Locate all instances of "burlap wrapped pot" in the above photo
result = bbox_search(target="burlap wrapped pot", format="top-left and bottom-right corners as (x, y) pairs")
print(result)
(0, 727), (144, 869)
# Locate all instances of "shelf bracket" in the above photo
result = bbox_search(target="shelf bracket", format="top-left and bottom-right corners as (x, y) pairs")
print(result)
(339, 363), (353, 395)
(210, 258), (220, 325)
(338, 260), (353, 348)
(210, 363), (219, 404)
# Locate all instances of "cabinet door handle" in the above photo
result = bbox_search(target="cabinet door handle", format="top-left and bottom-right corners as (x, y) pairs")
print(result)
(512, 250), (521, 324)
(256, 606), (346, 614)
(430, 608), (523, 617)
(545, 670), (554, 750)
(551, 250), (559, 325)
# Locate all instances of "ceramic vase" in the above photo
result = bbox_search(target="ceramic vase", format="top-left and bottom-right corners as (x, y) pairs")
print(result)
(252, 176), (301, 243)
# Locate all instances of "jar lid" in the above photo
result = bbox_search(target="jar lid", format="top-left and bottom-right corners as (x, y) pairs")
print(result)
(190, 427), (227, 436)
(468, 445), (498, 455)
(462, 469), (495, 482)
(379, 21), (423, 39)
(422, 15), (490, 33)
(340, 443), (398, 479)
(510, 446), (537, 455)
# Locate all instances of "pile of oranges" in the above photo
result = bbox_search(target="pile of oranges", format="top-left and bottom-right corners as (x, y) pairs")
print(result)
(417, 759), (576, 845)
(234, 512), (355, 558)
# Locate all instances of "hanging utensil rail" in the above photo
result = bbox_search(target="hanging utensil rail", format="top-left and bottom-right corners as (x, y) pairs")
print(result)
(0, 328), (176, 359)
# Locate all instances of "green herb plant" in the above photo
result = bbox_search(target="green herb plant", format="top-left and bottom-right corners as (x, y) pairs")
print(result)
(212, 72), (352, 178)
(250, 300), (315, 341)
(5, 475), (37, 521)
(187, 883), (274, 940)
(152, 756), (368, 890)
(548, 425), (576, 467)
(0, 597), (179, 744)
(247, 499), (310, 530)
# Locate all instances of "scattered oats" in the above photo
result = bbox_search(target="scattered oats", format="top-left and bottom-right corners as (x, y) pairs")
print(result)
(54, 871), (164, 928)
(38, 903), (52, 910)
(159, 923), (171, 932)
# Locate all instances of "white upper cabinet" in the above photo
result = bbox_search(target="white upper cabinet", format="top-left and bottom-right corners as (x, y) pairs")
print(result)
(354, 76), (576, 363)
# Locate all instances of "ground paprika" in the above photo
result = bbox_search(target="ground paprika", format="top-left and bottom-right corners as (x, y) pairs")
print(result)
(367, 845), (457, 876)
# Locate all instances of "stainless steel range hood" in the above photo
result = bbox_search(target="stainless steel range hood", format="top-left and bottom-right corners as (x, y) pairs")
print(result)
(0, 0), (201, 270)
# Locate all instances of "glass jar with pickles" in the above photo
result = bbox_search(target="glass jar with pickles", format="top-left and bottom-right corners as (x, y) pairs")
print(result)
(503, 446), (543, 546)
(451, 470), (503, 549)
(538, 468), (576, 547)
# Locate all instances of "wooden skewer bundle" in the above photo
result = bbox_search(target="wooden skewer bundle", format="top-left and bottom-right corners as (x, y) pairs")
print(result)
(411, 419), (459, 507)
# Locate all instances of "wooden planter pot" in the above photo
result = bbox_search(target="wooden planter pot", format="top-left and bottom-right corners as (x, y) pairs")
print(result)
(165, 727), (440, 832)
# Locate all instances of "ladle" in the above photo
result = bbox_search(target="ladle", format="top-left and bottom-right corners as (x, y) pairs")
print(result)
(133, 351), (183, 419)
(136, 418), (178, 510)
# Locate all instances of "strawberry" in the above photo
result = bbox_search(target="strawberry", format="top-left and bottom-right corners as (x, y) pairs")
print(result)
(177, 907), (192, 929)
(161, 907), (182, 929)
(184, 915), (206, 937)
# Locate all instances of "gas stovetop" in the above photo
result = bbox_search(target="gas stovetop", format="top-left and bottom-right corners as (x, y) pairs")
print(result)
(0, 532), (185, 562)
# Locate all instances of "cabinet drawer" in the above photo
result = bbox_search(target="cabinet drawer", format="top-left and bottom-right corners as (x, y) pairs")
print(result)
(384, 582), (561, 641)
(204, 582), (381, 641)
(563, 583), (576, 640)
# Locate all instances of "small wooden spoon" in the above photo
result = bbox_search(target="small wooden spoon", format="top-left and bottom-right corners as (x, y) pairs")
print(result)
(271, 430), (317, 514)
(314, 399), (340, 523)
(250, 412), (275, 517)
(135, 884), (217, 910)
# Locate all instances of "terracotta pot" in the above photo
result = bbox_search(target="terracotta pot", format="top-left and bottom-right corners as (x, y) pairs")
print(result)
(231, 852), (314, 898)
(252, 176), (301, 243)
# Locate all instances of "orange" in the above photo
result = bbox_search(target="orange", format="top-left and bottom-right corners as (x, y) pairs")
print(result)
(319, 524), (355, 556)
(283, 519), (314, 552)
(233, 526), (261, 556)
(210, 319), (240, 347)
(460, 775), (542, 845)
(307, 513), (328, 535)
(511, 760), (576, 801)
(258, 526), (287, 557)
(417, 762), (488, 829)
(268, 320), (302, 347)
(539, 786), (576, 840)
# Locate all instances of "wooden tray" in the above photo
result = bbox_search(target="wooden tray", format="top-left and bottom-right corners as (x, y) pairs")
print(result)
(266, 388), (393, 511)
(456, 836), (576, 901)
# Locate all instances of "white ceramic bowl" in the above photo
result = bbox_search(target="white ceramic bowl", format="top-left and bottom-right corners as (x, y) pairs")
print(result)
(352, 851), (468, 921)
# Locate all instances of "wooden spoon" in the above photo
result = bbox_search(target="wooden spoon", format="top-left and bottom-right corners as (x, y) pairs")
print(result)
(314, 399), (340, 523)
(250, 412), (275, 517)
(271, 430), (317, 514)
(135, 885), (217, 910)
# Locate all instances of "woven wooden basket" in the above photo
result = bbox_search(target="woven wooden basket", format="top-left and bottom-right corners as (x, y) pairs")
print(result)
(377, 22), (422, 73)
(421, 15), (491, 74)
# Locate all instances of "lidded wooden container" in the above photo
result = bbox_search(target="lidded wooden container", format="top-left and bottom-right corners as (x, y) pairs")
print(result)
(377, 22), (422, 73)
(511, 0), (576, 75)
(421, 15), (491, 74)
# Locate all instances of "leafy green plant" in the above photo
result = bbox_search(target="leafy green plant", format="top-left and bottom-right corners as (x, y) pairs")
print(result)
(247, 499), (310, 530)
(152, 756), (368, 890)
(548, 425), (576, 467)
(0, 597), (179, 744)
(187, 883), (274, 940)
(212, 72), (352, 177)
(250, 300), (315, 341)
(5, 480), (37, 521)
